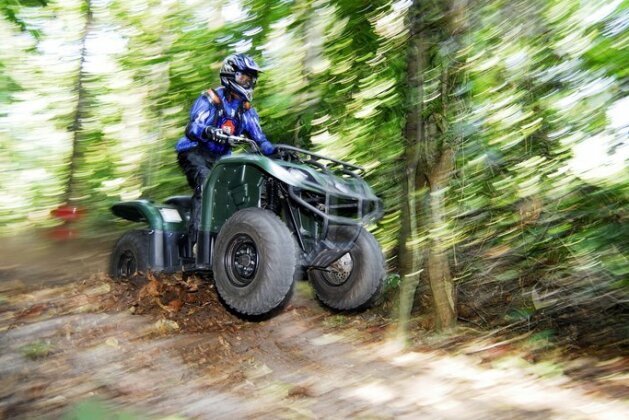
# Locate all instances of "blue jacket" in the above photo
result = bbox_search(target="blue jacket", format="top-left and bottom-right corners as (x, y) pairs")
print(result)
(176, 87), (274, 155)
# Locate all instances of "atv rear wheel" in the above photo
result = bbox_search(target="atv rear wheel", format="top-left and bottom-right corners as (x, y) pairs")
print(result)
(213, 208), (299, 316)
(110, 230), (149, 280)
(309, 226), (385, 311)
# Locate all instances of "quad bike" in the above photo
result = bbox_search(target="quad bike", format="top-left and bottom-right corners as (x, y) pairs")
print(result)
(109, 130), (385, 317)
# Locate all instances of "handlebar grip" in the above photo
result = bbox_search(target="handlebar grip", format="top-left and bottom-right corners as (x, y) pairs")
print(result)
(206, 127), (263, 153)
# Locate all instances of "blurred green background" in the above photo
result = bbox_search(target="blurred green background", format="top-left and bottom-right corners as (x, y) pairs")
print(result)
(1, 0), (627, 343)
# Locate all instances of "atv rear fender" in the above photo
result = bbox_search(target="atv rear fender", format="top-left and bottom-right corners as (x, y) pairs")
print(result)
(111, 200), (186, 272)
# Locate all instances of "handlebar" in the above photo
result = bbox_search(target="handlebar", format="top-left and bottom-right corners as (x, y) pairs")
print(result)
(208, 127), (262, 153)
(207, 128), (364, 176)
(274, 144), (364, 173)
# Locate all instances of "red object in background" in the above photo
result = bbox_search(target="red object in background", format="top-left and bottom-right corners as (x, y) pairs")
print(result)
(50, 206), (84, 222)
(49, 205), (85, 240)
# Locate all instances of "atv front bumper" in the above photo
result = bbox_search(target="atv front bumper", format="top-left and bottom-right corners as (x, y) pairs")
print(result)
(287, 185), (383, 227)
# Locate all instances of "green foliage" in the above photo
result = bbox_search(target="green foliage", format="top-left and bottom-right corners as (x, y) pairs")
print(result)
(323, 314), (348, 328)
(0, 0), (48, 39)
(21, 340), (52, 359)
(384, 273), (401, 292)
(449, 0), (628, 333)
(63, 399), (140, 420)
(0, 0), (626, 342)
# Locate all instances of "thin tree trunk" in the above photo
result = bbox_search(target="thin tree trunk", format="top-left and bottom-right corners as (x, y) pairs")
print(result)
(64, 0), (92, 205)
(397, 161), (412, 276)
(426, 148), (456, 330)
(397, 1), (426, 342)
(423, 0), (469, 331)
(397, 156), (426, 341)
(400, 0), (465, 334)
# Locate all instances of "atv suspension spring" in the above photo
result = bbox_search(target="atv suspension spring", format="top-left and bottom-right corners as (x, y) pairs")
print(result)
(265, 179), (281, 214)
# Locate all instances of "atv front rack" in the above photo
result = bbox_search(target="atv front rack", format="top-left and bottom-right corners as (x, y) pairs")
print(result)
(272, 145), (383, 229)
(274, 144), (365, 176)
(220, 131), (364, 177)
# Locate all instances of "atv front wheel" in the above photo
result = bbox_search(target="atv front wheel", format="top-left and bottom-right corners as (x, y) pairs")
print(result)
(109, 230), (149, 280)
(212, 208), (299, 316)
(309, 226), (385, 311)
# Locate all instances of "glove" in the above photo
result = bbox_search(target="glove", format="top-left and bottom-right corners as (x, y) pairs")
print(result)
(205, 126), (229, 145)
(264, 144), (277, 157)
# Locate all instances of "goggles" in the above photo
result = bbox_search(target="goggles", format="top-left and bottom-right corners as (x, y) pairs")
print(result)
(235, 71), (257, 89)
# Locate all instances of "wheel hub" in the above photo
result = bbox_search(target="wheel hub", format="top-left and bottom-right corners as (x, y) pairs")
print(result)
(325, 252), (353, 285)
(234, 244), (257, 278)
(117, 250), (137, 278)
(226, 234), (259, 286)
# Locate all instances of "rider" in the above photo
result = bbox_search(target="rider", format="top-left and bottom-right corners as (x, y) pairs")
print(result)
(176, 53), (275, 246)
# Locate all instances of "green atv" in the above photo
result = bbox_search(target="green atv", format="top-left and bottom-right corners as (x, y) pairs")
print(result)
(109, 133), (385, 317)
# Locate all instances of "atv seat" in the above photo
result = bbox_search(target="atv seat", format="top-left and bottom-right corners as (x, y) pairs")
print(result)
(164, 195), (192, 211)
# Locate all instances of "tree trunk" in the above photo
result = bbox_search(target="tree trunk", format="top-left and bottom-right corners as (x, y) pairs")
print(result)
(397, 156), (427, 341)
(398, 0), (466, 335)
(63, 0), (92, 205)
(422, 0), (469, 330)
(396, 1), (426, 342)
(426, 148), (456, 330)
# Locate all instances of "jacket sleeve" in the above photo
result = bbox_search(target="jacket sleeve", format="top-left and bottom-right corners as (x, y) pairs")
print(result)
(242, 107), (275, 156)
(185, 94), (216, 142)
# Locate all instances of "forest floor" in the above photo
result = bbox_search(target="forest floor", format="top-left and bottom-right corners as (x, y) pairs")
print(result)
(0, 235), (627, 419)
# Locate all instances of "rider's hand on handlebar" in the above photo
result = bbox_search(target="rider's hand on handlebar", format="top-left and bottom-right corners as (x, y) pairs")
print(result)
(204, 126), (229, 145)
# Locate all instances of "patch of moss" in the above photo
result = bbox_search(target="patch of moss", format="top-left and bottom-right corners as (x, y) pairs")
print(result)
(21, 340), (52, 360)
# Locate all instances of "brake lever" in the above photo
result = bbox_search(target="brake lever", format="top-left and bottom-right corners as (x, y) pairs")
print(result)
(227, 135), (262, 154)
(216, 132), (230, 144)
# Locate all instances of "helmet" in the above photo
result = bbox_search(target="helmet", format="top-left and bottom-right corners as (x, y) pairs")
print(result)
(220, 54), (261, 102)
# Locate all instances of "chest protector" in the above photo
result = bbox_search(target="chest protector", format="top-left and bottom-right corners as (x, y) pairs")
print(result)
(203, 88), (251, 136)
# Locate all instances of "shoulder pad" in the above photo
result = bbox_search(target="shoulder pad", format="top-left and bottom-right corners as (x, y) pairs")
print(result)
(204, 88), (221, 105)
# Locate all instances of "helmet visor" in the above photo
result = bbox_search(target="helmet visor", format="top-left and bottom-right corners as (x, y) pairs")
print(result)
(235, 71), (256, 89)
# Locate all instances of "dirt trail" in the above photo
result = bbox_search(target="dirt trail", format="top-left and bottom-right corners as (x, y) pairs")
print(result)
(0, 237), (627, 418)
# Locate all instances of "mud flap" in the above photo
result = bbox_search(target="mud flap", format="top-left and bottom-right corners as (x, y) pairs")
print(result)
(148, 230), (165, 270)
